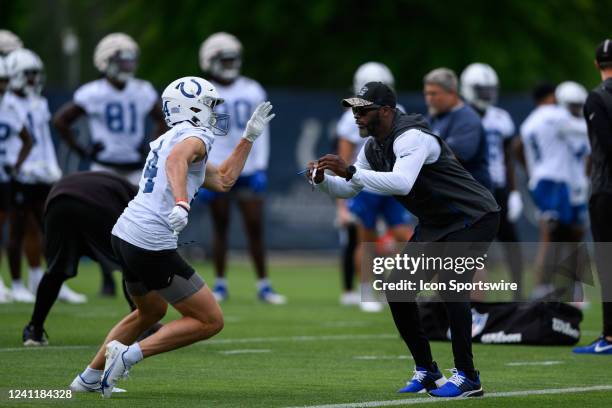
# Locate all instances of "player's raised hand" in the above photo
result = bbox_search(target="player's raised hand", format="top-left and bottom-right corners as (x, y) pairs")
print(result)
(243, 101), (275, 142)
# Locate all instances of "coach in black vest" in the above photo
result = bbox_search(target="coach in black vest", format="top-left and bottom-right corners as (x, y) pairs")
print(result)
(309, 82), (499, 398)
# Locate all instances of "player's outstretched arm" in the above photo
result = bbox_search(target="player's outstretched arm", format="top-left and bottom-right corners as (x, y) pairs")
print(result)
(203, 102), (275, 192)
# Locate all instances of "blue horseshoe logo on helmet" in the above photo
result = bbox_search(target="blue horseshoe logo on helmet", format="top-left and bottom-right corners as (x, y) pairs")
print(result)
(175, 79), (202, 98)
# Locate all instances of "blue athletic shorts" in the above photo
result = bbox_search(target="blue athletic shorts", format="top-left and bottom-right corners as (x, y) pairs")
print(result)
(197, 170), (267, 202)
(347, 190), (412, 230)
(530, 179), (585, 225)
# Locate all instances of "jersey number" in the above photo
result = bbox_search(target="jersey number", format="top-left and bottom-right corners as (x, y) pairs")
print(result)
(142, 140), (163, 193)
(527, 133), (541, 163)
(0, 123), (10, 157)
(105, 102), (137, 134)
(215, 99), (252, 130)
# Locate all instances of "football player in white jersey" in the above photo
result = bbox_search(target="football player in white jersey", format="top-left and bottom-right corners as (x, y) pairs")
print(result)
(5, 48), (85, 304)
(69, 76), (275, 397)
(0, 55), (33, 303)
(517, 83), (581, 297)
(197, 32), (285, 304)
(336, 62), (413, 312)
(460, 63), (524, 299)
(53, 32), (165, 296)
(53, 32), (166, 186)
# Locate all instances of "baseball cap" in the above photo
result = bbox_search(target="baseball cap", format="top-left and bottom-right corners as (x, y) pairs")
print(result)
(596, 39), (612, 66)
(342, 81), (397, 108)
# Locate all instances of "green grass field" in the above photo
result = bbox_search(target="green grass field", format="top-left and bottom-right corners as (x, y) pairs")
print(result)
(0, 259), (610, 407)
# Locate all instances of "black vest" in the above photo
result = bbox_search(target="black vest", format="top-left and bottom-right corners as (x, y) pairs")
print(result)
(588, 79), (612, 195)
(364, 110), (499, 241)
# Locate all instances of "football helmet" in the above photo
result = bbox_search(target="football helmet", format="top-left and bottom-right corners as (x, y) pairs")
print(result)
(5, 48), (44, 95)
(556, 81), (587, 117)
(161, 76), (229, 135)
(199, 32), (242, 82)
(0, 30), (22, 56)
(353, 62), (394, 94)
(460, 63), (499, 111)
(94, 33), (139, 83)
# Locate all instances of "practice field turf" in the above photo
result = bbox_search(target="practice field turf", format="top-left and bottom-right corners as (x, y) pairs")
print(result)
(0, 259), (610, 407)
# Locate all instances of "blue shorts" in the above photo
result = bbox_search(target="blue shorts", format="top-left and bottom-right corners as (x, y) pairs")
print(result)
(530, 180), (586, 225)
(348, 191), (412, 230)
(197, 170), (267, 202)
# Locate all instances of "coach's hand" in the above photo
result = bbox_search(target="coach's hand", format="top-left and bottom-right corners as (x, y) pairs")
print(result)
(306, 161), (325, 184)
(243, 101), (275, 143)
(169, 203), (189, 234)
(317, 154), (349, 178)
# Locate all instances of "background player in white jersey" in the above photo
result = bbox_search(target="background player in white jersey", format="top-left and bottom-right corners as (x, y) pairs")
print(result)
(53, 32), (166, 186)
(5, 48), (85, 304)
(197, 32), (285, 304)
(53, 32), (166, 296)
(517, 83), (583, 297)
(336, 62), (412, 312)
(0, 55), (33, 303)
(460, 63), (524, 299)
(70, 77), (275, 397)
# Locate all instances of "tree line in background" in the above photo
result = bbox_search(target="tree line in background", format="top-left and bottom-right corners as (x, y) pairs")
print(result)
(1, 0), (609, 92)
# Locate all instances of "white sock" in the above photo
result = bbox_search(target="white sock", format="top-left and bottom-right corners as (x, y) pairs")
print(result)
(30, 267), (43, 280)
(81, 366), (103, 383)
(215, 278), (227, 287)
(12, 280), (24, 290)
(257, 279), (270, 290)
(124, 343), (143, 367)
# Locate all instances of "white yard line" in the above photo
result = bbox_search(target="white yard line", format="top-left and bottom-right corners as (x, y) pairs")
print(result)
(284, 385), (612, 408)
(219, 349), (271, 355)
(353, 356), (410, 360)
(506, 360), (563, 366)
(0, 333), (397, 352)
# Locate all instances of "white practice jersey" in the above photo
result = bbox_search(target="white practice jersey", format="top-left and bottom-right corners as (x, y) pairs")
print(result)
(112, 122), (214, 250)
(0, 93), (26, 183)
(520, 104), (572, 189)
(559, 112), (590, 205)
(74, 78), (158, 164)
(8, 94), (61, 184)
(482, 106), (515, 188)
(208, 76), (268, 175)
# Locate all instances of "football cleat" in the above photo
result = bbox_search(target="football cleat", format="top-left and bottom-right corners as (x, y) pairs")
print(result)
(359, 301), (383, 313)
(70, 374), (126, 393)
(12, 286), (35, 303)
(258, 286), (287, 305)
(212, 283), (229, 302)
(101, 341), (132, 398)
(58, 284), (87, 304)
(22, 324), (48, 346)
(0, 280), (13, 303)
(340, 291), (360, 306)
(573, 336), (612, 355)
(398, 363), (447, 393)
(429, 369), (483, 398)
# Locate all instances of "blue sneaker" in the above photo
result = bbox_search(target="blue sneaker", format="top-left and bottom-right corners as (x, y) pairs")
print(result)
(573, 336), (612, 355)
(398, 364), (447, 393)
(258, 286), (287, 305)
(212, 283), (229, 302)
(429, 369), (483, 398)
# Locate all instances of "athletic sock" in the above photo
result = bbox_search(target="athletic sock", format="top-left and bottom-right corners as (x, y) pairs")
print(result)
(124, 343), (143, 366)
(29, 267), (43, 292)
(257, 278), (271, 291)
(81, 366), (103, 383)
(12, 280), (25, 290)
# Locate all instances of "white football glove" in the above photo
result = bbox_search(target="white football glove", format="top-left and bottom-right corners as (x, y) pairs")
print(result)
(168, 205), (189, 234)
(507, 190), (523, 222)
(243, 101), (275, 142)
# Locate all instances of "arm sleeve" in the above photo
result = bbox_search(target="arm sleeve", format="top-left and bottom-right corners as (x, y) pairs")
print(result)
(444, 115), (482, 161)
(350, 130), (435, 196)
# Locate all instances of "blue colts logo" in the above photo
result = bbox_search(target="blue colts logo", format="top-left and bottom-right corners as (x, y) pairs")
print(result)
(175, 79), (202, 98)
